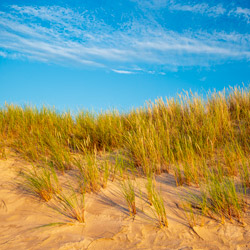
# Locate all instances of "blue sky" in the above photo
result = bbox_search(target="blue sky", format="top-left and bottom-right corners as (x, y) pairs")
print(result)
(0, 0), (250, 113)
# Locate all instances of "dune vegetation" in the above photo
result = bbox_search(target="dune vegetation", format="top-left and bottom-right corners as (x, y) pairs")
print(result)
(0, 85), (250, 227)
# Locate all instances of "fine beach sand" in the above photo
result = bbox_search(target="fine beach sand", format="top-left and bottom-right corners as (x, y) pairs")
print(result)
(1, 151), (250, 250)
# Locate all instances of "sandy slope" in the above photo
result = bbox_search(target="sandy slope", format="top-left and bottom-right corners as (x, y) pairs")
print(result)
(0, 152), (250, 250)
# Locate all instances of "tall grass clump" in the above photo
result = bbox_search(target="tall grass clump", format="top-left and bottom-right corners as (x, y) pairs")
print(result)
(75, 154), (101, 193)
(54, 191), (85, 223)
(74, 110), (126, 152)
(124, 86), (250, 185)
(181, 201), (198, 228)
(120, 179), (137, 216)
(21, 166), (60, 202)
(145, 173), (155, 206)
(101, 160), (111, 188)
(145, 173), (168, 227)
(0, 105), (74, 171)
(151, 188), (168, 228)
(0, 141), (6, 160)
(1, 85), (250, 191)
(188, 174), (246, 223)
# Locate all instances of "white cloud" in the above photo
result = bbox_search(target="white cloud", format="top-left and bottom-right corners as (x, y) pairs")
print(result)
(131, 0), (169, 9)
(0, 5), (250, 73)
(112, 69), (134, 74)
(133, 0), (226, 17)
(133, 0), (250, 24)
(231, 7), (250, 23)
(169, 3), (226, 17)
(0, 51), (7, 57)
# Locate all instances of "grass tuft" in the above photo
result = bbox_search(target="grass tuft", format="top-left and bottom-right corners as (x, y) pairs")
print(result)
(54, 190), (85, 223)
(151, 188), (168, 228)
(120, 179), (137, 216)
(21, 166), (60, 202)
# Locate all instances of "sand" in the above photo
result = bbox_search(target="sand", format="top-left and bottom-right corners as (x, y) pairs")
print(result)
(0, 151), (250, 250)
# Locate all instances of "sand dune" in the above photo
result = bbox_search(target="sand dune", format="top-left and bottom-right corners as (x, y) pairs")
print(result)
(0, 153), (250, 250)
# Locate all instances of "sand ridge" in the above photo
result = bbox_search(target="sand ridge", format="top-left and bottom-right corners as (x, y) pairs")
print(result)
(0, 153), (250, 250)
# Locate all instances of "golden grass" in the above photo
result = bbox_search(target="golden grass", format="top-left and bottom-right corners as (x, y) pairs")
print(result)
(120, 179), (137, 216)
(21, 165), (60, 201)
(54, 190), (85, 223)
(1, 85), (250, 224)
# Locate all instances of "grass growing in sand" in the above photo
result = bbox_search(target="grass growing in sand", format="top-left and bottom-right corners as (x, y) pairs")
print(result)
(1, 85), (250, 225)
(151, 187), (168, 228)
(145, 173), (155, 206)
(188, 175), (246, 223)
(145, 173), (168, 227)
(120, 179), (137, 216)
(21, 165), (60, 202)
(54, 190), (85, 223)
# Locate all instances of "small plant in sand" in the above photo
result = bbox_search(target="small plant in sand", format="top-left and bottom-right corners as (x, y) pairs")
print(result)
(21, 166), (60, 202)
(151, 188), (168, 228)
(120, 179), (136, 216)
(239, 155), (250, 188)
(173, 164), (184, 187)
(181, 201), (199, 228)
(110, 155), (126, 182)
(84, 154), (101, 192)
(55, 190), (85, 223)
(74, 158), (86, 194)
(208, 176), (245, 223)
(0, 147), (7, 160)
(145, 172), (168, 227)
(145, 172), (155, 206)
(102, 160), (110, 188)
(75, 154), (101, 193)
(188, 174), (246, 223)
(115, 155), (126, 179)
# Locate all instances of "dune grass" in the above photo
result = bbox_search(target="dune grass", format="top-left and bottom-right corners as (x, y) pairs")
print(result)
(120, 179), (137, 216)
(184, 170), (247, 224)
(1, 85), (250, 224)
(151, 187), (168, 228)
(145, 173), (168, 227)
(54, 190), (85, 223)
(21, 165), (60, 202)
(101, 160), (111, 188)
(145, 172), (156, 206)
(181, 201), (198, 228)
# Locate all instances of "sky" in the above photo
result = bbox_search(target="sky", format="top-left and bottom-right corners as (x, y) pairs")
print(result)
(0, 0), (250, 113)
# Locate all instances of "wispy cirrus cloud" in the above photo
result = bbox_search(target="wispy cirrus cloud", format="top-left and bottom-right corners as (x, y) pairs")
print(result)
(131, 0), (169, 9)
(169, 3), (226, 17)
(0, 5), (250, 73)
(0, 50), (6, 57)
(134, 0), (250, 23)
(112, 69), (134, 74)
(230, 7), (250, 23)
